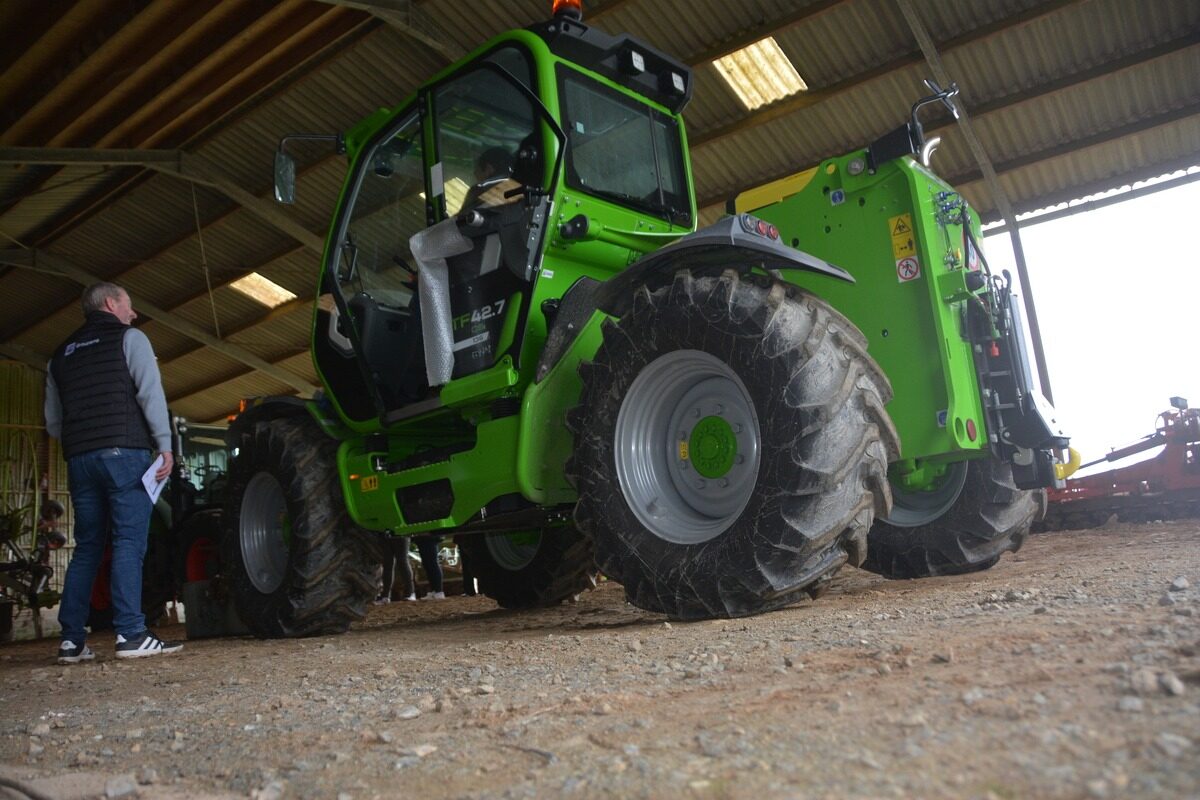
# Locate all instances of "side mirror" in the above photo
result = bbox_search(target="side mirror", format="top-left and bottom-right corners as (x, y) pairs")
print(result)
(274, 150), (297, 205)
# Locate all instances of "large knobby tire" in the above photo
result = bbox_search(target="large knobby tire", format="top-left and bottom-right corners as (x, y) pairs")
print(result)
(221, 417), (382, 638)
(861, 458), (1043, 578)
(457, 527), (597, 609)
(569, 269), (898, 620)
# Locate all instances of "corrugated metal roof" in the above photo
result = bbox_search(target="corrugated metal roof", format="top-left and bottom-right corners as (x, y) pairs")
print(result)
(2, 0), (1197, 422)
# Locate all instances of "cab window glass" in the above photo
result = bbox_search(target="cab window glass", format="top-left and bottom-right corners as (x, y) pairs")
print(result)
(559, 70), (689, 224)
(337, 111), (425, 309)
(432, 54), (540, 217)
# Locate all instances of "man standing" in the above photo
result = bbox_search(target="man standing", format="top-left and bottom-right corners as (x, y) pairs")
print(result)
(45, 282), (183, 662)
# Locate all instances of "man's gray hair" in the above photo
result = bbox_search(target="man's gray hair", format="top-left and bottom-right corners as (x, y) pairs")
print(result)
(81, 282), (125, 314)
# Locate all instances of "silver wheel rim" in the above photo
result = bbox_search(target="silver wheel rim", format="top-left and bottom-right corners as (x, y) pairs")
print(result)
(883, 461), (968, 528)
(614, 349), (761, 545)
(240, 472), (290, 593)
(485, 531), (541, 571)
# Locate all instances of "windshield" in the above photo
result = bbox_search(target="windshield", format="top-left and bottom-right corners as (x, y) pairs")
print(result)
(559, 69), (690, 224)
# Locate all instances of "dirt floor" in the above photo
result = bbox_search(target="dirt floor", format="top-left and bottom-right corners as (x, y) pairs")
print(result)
(0, 520), (1197, 800)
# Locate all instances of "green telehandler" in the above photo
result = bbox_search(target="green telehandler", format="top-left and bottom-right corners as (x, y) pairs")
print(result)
(220, 2), (1070, 637)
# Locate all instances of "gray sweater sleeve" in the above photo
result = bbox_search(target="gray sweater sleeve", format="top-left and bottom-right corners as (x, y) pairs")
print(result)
(44, 364), (62, 440)
(123, 328), (171, 451)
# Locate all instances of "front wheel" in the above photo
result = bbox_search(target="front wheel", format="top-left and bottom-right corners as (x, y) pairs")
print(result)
(457, 526), (596, 609)
(569, 270), (898, 620)
(861, 458), (1043, 579)
(221, 417), (382, 638)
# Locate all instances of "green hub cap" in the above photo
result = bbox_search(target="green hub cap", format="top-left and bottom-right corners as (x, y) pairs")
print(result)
(689, 416), (737, 478)
(614, 349), (761, 546)
(883, 460), (968, 528)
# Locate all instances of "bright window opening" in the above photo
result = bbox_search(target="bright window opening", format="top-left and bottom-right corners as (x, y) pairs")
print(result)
(230, 272), (297, 308)
(713, 36), (808, 110)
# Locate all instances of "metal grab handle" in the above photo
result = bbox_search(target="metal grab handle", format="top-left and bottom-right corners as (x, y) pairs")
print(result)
(912, 78), (960, 127)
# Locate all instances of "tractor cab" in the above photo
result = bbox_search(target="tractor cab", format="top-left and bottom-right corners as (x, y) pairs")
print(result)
(287, 7), (696, 430)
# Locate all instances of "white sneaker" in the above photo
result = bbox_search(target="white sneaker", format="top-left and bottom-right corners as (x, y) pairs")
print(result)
(403, 594), (417, 601)
(420, 591), (445, 601)
(57, 641), (95, 664)
(372, 596), (391, 605)
(115, 631), (183, 659)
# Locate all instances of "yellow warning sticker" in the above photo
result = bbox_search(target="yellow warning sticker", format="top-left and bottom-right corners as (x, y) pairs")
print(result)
(361, 475), (379, 493)
(889, 213), (916, 259)
(678, 441), (689, 461)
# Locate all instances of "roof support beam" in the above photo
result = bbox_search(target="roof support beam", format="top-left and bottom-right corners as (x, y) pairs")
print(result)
(312, 0), (462, 61)
(946, 101), (1200, 191)
(0, 248), (318, 395)
(0, 341), (48, 372)
(159, 291), (311, 372)
(684, 0), (845, 67)
(980, 154), (1200, 232)
(169, 348), (310, 412)
(690, 0), (1081, 150)
(982, 167), (1200, 237)
(697, 32), (1200, 211)
(0, 147), (324, 254)
(895, 0), (1054, 404)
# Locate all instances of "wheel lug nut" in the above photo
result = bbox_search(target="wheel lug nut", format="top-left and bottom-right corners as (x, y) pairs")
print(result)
(695, 479), (706, 490)
(733, 424), (743, 434)
(736, 455), (745, 465)
(714, 403), (724, 415)
(719, 478), (729, 488)
(693, 408), (702, 419)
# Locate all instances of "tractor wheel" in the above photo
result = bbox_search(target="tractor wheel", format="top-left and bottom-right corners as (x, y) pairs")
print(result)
(173, 508), (223, 586)
(861, 458), (1042, 579)
(220, 417), (382, 638)
(457, 527), (597, 609)
(569, 269), (898, 620)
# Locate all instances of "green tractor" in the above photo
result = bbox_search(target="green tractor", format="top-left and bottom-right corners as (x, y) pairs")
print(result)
(221, 3), (1069, 637)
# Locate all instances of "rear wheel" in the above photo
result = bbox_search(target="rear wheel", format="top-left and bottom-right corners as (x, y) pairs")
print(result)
(861, 458), (1042, 578)
(221, 417), (382, 638)
(457, 526), (596, 609)
(570, 270), (898, 619)
(174, 508), (222, 585)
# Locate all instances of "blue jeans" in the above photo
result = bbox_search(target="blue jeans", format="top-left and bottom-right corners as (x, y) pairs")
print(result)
(58, 447), (153, 642)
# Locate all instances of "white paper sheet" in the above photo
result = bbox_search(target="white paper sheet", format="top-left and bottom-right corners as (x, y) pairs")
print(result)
(142, 454), (167, 504)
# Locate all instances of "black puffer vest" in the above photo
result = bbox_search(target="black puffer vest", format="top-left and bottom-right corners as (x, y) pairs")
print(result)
(50, 311), (153, 458)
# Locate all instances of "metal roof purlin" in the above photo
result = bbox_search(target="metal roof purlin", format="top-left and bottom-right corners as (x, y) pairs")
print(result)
(0, 147), (324, 254)
(696, 32), (1200, 211)
(0, 341), (48, 372)
(0, 248), (318, 395)
(690, 0), (1083, 150)
(311, 0), (462, 62)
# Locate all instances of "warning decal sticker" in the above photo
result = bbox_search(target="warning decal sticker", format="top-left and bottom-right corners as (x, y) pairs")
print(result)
(889, 213), (915, 260)
(896, 256), (921, 282)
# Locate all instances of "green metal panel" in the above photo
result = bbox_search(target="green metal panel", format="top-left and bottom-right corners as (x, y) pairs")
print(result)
(337, 414), (522, 533)
(738, 153), (989, 467)
(517, 312), (606, 505)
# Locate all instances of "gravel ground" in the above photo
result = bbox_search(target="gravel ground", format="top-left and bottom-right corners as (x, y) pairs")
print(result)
(1, 520), (1197, 799)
